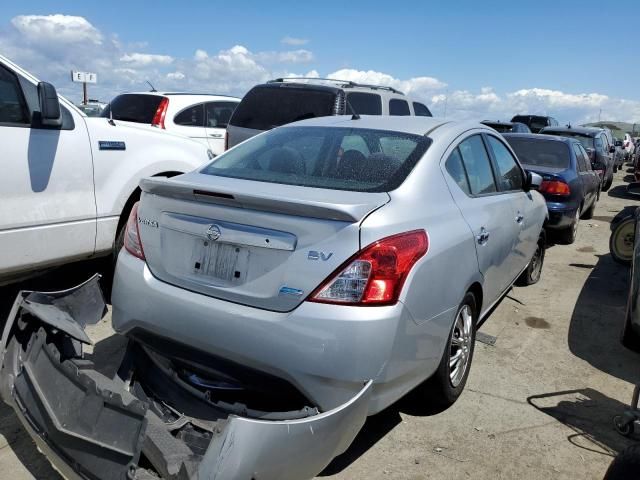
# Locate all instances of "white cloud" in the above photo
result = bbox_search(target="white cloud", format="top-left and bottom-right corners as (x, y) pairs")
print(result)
(257, 49), (314, 64)
(327, 68), (447, 96)
(11, 14), (103, 45)
(166, 71), (185, 80)
(120, 52), (174, 67)
(281, 36), (309, 46)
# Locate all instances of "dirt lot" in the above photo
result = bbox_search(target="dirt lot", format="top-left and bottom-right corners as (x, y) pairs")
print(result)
(0, 168), (638, 479)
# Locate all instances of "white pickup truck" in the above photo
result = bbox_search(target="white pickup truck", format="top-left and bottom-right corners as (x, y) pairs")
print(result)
(0, 55), (212, 285)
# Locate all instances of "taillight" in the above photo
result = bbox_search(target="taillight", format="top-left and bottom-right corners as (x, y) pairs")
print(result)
(309, 230), (428, 306)
(123, 202), (145, 260)
(540, 180), (570, 196)
(151, 97), (169, 129)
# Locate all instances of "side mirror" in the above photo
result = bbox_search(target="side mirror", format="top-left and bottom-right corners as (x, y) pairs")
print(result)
(37, 81), (62, 127)
(525, 171), (542, 191)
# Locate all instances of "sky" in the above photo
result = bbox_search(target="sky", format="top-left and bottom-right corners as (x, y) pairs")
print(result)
(1, 0), (639, 125)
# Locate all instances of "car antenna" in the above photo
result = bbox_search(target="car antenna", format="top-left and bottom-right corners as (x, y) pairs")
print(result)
(146, 80), (157, 92)
(346, 99), (360, 120)
(108, 103), (116, 126)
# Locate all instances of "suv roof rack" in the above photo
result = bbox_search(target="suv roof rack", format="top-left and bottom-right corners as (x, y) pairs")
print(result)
(268, 77), (405, 95)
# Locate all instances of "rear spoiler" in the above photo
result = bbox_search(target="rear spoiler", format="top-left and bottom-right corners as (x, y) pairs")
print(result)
(140, 176), (390, 223)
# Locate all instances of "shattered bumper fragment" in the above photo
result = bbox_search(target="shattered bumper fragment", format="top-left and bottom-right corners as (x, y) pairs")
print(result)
(0, 275), (372, 479)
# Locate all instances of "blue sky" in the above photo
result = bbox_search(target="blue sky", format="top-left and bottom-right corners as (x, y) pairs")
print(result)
(1, 1), (638, 123)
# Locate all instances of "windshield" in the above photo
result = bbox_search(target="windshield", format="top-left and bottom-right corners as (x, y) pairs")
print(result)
(101, 94), (165, 123)
(505, 137), (570, 169)
(543, 131), (594, 149)
(229, 86), (337, 131)
(201, 126), (431, 192)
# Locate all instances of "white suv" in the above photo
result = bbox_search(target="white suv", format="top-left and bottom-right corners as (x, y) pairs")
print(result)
(227, 78), (432, 148)
(103, 92), (240, 155)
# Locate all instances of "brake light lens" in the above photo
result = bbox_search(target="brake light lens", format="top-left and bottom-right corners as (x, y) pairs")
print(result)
(309, 230), (428, 306)
(151, 97), (169, 129)
(124, 202), (145, 260)
(540, 180), (570, 196)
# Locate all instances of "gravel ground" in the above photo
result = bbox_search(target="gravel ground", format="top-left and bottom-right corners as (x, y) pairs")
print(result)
(0, 168), (638, 479)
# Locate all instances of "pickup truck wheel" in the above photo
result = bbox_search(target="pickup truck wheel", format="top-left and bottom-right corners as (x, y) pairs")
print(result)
(413, 292), (477, 409)
(516, 234), (545, 286)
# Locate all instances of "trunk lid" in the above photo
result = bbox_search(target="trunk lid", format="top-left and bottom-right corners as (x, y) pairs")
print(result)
(137, 173), (389, 312)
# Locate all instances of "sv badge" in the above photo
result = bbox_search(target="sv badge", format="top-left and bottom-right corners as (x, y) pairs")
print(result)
(308, 251), (333, 261)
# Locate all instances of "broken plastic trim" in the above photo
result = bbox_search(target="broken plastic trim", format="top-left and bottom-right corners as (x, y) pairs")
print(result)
(0, 275), (374, 479)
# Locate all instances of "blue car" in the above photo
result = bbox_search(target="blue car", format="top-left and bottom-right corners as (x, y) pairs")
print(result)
(504, 133), (600, 244)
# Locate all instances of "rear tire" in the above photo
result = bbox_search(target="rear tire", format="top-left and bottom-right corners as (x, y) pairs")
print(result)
(516, 234), (545, 286)
(621, 314), (640, 353)
(603, 172), (613, 192)
(610, 216), (635, 265)
(414, 292), (477, 408)
(581, 200), (596, 220)
(560, 210), (579, 244)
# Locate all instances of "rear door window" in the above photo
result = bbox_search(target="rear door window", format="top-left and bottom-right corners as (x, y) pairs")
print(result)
(174, 104), (204, 127)
(458, 135), (497, 195)
(389, 99), (410, 116)
(345, 92), (382, 115)
(202, 126), (431, 192)
(412, 102), (432, 117)
(578, 145), (593, 170)
(0, 65), (29, 125)
(486, 136), (524, 191)
(101, 94), (164, 123)
(445, 148), (471, 195)
(205, 101), (238, 128)
(573, 144), (587, 172)
(228, 86), (336, 130)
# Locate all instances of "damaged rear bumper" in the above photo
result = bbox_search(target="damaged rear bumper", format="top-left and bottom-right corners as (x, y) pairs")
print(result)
(0, 276), (372, 480)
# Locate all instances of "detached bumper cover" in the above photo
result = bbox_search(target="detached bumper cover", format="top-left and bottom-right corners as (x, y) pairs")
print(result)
(0, 276), (372, 479)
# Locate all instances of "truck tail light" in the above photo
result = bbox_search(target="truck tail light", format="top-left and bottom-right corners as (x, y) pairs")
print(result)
(124, 202), (145, 260)
(540, 180), (570, 196)
(151, 97), (169, 129)
(308, 230), (428, 306)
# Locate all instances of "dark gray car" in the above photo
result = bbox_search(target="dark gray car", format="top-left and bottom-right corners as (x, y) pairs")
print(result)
(540, 126), (616, 191)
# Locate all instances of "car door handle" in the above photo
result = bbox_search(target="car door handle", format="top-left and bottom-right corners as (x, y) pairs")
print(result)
(516, 212), (524, 224)
(476, 228), (490, 245)
(209, 133), (224, 138)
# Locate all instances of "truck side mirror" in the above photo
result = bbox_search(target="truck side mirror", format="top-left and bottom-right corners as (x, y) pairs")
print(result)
(37, 81), (62, 127)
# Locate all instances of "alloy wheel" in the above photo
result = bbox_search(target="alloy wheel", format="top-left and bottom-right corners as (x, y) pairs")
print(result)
(449, 305), (473, 387)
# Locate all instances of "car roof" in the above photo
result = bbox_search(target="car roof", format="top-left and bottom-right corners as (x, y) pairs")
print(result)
(541, 126), (602, 136)
(502, 132), (577, 144)
(116, 91), (240, 100)
(267, 77), (406, 95)
(283, 115), (479, 137)
(482, 120), (516, 126)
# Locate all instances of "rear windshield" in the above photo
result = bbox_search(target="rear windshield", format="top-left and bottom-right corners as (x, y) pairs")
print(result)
(505, 137), (570, 169)
(229, 86), (336, 131)
(511, 115), (548, 132)
(201, 126), (431, 192)
(483, 122), (512, 133)
(543, 131), (594, 150)
(345, 92), (382, 115)
(101, 94), (164, 123)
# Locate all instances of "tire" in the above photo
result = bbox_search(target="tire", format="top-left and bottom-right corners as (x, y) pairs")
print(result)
(621, 313), (640, 353)
(581, 200), (596, 220)
(414, 292), (477, 408)
(560, 210), (579, 244)
(603, 172), (613, 192)
(516, 234), (546, 286)
(610, 216), (635, 265)
(603, 443), (640, 480)
(614, 164), (619, 173)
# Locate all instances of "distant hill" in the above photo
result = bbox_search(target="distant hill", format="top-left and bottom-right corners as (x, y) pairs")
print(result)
(583, 121), (638, 139)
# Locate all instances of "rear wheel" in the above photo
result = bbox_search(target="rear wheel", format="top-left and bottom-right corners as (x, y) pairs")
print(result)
(516, 234), (545, 286)
(603, 171), (613, 191)
(414, 292), (477, 408)
(581, 200), (596, 220)
(610, 216), (635, 265)
(560, 210), (579, 244)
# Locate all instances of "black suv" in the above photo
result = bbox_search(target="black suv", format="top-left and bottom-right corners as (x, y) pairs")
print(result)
(226, 78), (432, 149)
(540, 126), (616, 191)
(481, 120), (531, 133)
(511, 115), (559, 134)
